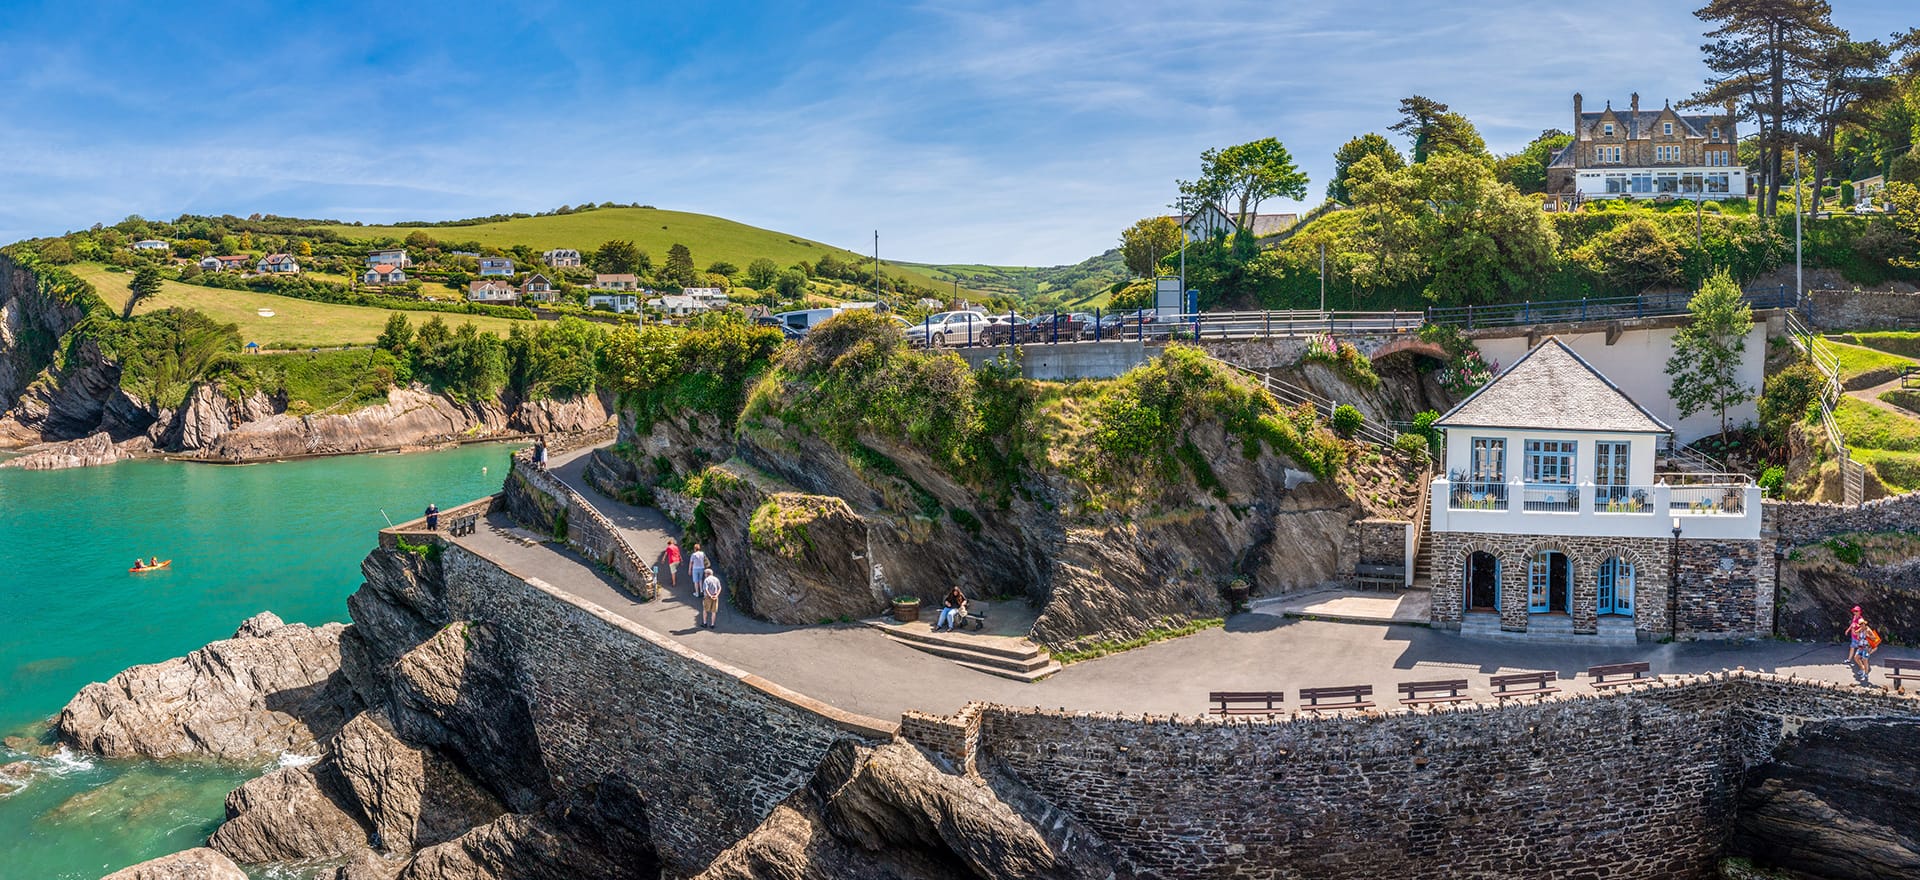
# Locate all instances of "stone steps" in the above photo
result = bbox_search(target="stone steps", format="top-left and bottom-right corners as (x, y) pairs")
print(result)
(866, 619), (1060, 682)
(1458, 613), (1638, 646)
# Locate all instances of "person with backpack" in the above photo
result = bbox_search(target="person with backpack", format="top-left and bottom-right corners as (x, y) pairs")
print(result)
(1846, 605), (1881, 686)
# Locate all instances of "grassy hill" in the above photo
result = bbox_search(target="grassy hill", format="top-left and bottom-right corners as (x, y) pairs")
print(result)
(70, 263), (526, 348)
(909, 248), (1127, 304)
(306, 207), (984, 301)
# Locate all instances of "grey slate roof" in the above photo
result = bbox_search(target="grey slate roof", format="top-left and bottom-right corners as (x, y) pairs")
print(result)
(1434, 337), (1671, 434)
(1578, 110), (1717, 139)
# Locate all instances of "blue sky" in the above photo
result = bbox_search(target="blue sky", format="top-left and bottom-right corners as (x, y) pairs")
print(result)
(0, 1), (1912, 265)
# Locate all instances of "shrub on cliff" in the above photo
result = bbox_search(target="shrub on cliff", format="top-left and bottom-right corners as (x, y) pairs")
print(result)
(86, 307), (241, 409)
(598, 312), (783, 428)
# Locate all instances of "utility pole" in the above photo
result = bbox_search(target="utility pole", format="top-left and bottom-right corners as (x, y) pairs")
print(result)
(873, 231), (881, 300)
(1794, 145), (1803, 301)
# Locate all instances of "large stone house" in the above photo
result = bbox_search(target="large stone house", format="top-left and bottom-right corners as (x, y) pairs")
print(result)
(1426, 338), (1765, 643)
(1547, 93), (1746, 201)
(542, 248), (583, 268)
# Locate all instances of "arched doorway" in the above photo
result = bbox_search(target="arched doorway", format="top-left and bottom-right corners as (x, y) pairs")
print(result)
(1598, 556), (1635, 616)
(1465, 551), (1499, 612)
(1528, 550), (1571, 614)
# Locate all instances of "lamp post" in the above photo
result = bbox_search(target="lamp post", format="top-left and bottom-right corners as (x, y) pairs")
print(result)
(1669, 517), (1683, 642)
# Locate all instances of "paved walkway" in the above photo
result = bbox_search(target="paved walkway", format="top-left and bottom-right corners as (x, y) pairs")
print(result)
(452, 447), (1889, 721)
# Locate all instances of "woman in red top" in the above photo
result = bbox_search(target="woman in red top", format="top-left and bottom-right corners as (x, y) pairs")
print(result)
(662, 539), (682, 589)
(1845, 605), (1876, 686)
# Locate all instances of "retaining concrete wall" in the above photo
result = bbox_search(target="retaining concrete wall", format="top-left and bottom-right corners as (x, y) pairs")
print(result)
(954, 340), (1154, 380)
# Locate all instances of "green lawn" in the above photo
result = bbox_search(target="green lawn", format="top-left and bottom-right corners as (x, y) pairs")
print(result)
(1825, 339), (1915, 384)
(1835, 396), (1920, 453)
(1832, 331), (1920, 360)
(306, 207), (982, 300)
(70, 264), (527, 348)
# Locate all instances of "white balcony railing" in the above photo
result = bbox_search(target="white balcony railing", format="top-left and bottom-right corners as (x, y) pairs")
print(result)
(1430, 478), (1761, 541)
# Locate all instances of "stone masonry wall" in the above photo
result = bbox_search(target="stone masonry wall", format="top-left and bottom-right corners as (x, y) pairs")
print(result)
(435, 545), (889, 876)
(1767, 492), (1920, 548)
(1806, 289), (1920, 331)
(953, 674), (1920, 880)
(505, 453), (656, 600)
(1355, 518), (1408, 569)
(1427, 530), (1673, 636)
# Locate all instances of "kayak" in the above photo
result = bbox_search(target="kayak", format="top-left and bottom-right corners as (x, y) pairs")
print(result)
(130, 560), (172, 573)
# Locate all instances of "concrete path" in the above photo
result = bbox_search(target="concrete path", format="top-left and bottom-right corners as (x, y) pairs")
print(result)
(1262, 588), (1431, 625)
(453, 449), (1893, 721)
(1848, 374), (1920, 421)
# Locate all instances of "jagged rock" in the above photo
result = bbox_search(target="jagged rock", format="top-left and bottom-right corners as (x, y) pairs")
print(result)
(397, 802), (657, 880)
(0, 430), (136, 470)
(55, 612), (360, 761)
(168, 383), (277, 451)
(731, 492), (885, 624)
(209, 764), (370, 864)
(701, 741), (1117, 880)
(1732, 718), (1920, 879)
(100, 847), (250, 880)
(330, 711), (505, 853)
(383, 621), (551, 812)
(0, 759), (32, 795)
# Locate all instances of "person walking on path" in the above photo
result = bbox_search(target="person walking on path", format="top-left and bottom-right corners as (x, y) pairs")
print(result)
(661, 538), (682, 590)
(689, 543), (709, 596)
(1846, 605), (1880, 686)
(424, 503), (440, 531)
(700, 570), (723, 628)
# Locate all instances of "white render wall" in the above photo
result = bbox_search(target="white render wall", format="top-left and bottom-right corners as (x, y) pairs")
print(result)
(1429, 478), (1761, 541)
(1472, 323), (1768, 445)
(1440, 427), (1658, 488)
(1572, 167), (1748, 199)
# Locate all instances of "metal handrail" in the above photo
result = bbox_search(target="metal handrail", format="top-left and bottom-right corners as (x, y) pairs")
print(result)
(1211, 358), (1400, 447)
(1424, 285), (1793, 329)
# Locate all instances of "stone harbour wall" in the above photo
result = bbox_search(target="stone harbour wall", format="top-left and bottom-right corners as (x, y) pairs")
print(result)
(1805, 288), (1920, 331)
(504, 453), (657, 600)
(1766, 492), (1920, 548)
(929, 673), (1920, 880)
(434, 544), (891, 875)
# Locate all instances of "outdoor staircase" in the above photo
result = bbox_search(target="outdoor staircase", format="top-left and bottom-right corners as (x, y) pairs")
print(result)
(866, 620), (1062, 682)
(1459, 613), (1636, 646)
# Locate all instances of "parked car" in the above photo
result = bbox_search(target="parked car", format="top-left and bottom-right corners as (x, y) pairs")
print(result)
(980, 315), (1043, 345)
(1029, 312), (1095, 341)
(904, 311), (991, 346)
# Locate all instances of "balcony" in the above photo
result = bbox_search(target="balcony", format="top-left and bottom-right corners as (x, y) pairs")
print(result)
(1432, 477), (1760, 540)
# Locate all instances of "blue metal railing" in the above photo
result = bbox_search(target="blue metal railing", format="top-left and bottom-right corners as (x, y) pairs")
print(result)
(1422, 286), (1793, 330)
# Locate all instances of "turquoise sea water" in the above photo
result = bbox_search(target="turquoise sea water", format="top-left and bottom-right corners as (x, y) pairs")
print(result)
(0, 445), (519, 880)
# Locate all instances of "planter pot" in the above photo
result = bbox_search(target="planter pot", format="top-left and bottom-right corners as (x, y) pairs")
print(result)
(892, 598), (921, 623)
(1226, 584), (1250, 612)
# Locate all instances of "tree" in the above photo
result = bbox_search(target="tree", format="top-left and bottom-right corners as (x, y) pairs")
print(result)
(404, 230), (437, 250)
(1804, 36), (1892, 212)
(126, 265), (164, 317)
(1409, 153), (1557, 305)
(1666, 268), (1755, 437)
(1688, 0), (1843, 217)
(663, 243), (696, 287)
(1342, 154), (1427, 294)
(1389, 96), (1452, 163)
(377, 312), (414, 357)
(38, 239), (75, 264)
(1424, 112), (1487, 159)
(1119, 216), (1183, 277)
(744, 257), (780, 289)
(774, 268), (808, 298)
(594, 239), (646, 275)
(1177, 138), (1309, 231)
(706, 260), (739, 278)
(1494, 130), (1573, 194)
(1328, 134), (1405, 203)
(1575, 218), (1685, 292)
(296, 240), (313, 258)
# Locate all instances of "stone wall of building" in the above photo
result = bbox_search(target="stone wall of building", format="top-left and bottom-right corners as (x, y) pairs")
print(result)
(433, 544), (891, 875)
(1805, 289), (1920, 331)
(931, 673), (1920, 880)
(1766, 492), (1920, 548)
(1427, 530), (1673, 635)
(1355, 518), (1409, 570)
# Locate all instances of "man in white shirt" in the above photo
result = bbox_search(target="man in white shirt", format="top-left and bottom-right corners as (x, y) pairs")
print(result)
(689, 543), (708, 596)
(701, 571), (723, 628)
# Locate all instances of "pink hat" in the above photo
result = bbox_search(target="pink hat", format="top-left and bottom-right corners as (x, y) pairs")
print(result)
(1852, 605), (1863, 614)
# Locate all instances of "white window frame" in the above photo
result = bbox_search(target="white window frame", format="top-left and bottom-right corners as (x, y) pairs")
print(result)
(1603, 123), (1614, 136)
(1663, 122), (1673, 135)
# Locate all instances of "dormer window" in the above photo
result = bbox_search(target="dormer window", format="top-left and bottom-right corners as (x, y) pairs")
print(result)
(1663, 122), (1673, 135)
(1711, 126), (1720, 139)
(1603, 123), (1614, 136)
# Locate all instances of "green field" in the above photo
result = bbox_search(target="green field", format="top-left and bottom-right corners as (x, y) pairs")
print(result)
(306, 207), (981, 299)
(70, 264), (527, 348)
(1825, 339), (1915, 385)
(1833, 330), (1920, 360)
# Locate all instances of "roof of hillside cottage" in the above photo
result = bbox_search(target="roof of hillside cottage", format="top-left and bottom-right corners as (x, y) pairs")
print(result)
(1434, 337), (1671, 434)
(370, 264), (398, 274)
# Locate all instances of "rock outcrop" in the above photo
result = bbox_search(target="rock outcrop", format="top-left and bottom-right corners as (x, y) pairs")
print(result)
(101, 848), (251, 880)
(1778, 533), (1920, 644)
(0, 430), (145, 470)
(56, 612), (359, 761)
(179, 387), (613, 462)
(1732, 718), (1920, 879)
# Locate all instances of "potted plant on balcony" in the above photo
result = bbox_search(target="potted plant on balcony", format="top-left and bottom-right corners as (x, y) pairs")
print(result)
(891, 594), (921, 623)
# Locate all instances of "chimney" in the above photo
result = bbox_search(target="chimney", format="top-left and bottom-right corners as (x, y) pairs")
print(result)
(1630, 92), (1640, 137)
(1574, 92), (1584, 138)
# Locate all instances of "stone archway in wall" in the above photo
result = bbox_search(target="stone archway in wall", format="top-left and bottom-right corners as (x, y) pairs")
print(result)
(1521, 540), (1578, 620)
(1442, 539), (1511, 625)
(1368, 337), (1449, 362)
(1591, 544), (1657, 634)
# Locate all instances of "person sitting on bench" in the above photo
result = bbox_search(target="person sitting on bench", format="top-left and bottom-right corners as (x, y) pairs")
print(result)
(935, 587), (967, 632)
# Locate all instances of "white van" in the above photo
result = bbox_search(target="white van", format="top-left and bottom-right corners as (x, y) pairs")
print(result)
(772, 307), (843, 335)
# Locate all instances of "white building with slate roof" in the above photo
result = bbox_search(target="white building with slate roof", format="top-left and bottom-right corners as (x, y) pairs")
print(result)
(1425, 338), (1763, 642)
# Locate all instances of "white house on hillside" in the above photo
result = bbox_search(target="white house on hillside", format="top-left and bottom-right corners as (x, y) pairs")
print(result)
(133, 239), (169, 251)
(364, 264), (407, 285)
(1426, 337), (1762, 644)
(543, 248), (583, 267)
(1175, 203), (1298, 242)
(258, 253), (300, 274)
(468, 280), (518, 303)
(589, 293), (639, 314)
(479, 257), (514, 277)
(366, 248), (411, 268)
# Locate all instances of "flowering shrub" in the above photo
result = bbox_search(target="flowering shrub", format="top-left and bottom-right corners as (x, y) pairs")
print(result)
(1301, 333), (1381, 390)
(1436, 349), (1495, 396)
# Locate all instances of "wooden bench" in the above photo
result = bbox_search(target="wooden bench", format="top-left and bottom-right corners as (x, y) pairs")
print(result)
(1490, 671), (1560, 701)
(1298, 685), (1375, 712)
(1397, 679), (1471, 707)
(1886, 657), (1920, 692)
(1586, 661), (1652, 690)
(961, 602), (988, 632)
(1208, 691), (1287, 716)
(1354, 563), (1407, 591)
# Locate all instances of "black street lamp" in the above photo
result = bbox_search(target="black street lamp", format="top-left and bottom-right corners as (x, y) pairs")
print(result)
(1669, 517), (1683, 641)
